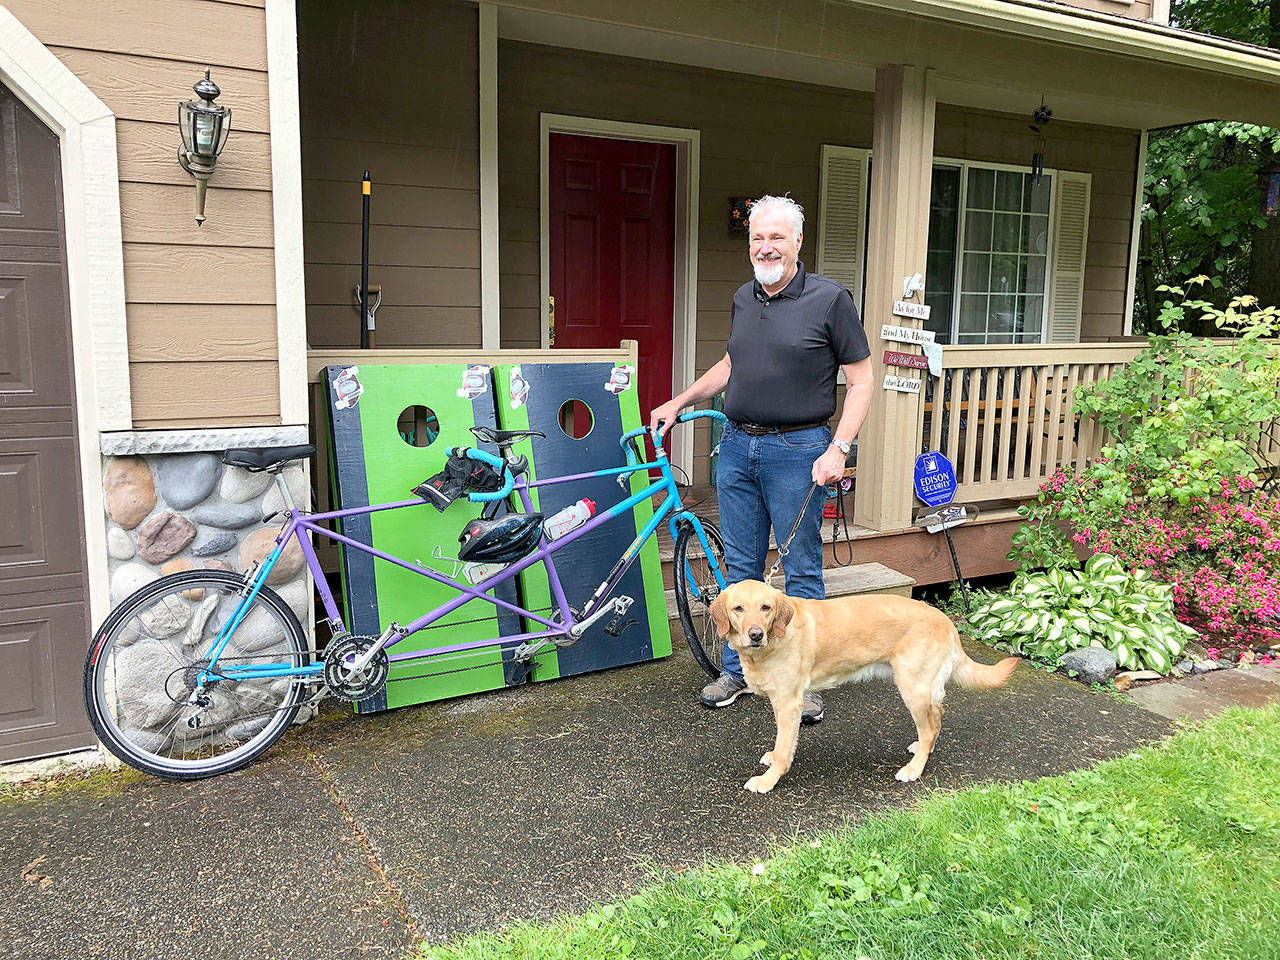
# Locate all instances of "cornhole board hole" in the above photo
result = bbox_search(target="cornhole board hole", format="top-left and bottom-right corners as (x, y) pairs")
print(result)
(323, 362), (525, 712)
(492, 361), (671, 681)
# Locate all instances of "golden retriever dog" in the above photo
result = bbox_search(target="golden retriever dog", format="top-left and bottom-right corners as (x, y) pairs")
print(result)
(710, 580), (1019, 792)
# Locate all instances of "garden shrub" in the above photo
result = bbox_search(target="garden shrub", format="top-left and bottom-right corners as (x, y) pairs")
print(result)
(969, 554), (1194, 672)
(1007, 285), (1280, 656)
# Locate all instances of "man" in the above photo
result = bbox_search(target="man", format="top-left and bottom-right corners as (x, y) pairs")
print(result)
(650, 194), (874, 723)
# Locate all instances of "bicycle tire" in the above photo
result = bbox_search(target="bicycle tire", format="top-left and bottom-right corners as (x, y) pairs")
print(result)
(673, 520), (727, 678)
(83, 570), (309, 780)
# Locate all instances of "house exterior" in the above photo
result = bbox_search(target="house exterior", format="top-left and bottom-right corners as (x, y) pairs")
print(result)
(3, 0), (1279, 762)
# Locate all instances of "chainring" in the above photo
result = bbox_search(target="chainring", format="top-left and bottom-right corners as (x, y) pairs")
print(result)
(323, 635), (390, 702)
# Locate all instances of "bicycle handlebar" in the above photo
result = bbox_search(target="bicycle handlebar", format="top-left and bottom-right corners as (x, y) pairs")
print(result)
(452, 446), (516, 503)
(619, 409), (728, 465)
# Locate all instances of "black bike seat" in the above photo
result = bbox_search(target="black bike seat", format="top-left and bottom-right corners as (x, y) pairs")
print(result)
(470, 426), (546, 444)
(221, 445), (315, 471)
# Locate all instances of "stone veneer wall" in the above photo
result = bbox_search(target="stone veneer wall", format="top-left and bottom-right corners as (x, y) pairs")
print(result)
(101, 453), (312, 633)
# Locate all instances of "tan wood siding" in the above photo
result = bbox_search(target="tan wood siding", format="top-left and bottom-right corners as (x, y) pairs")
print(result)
(298, 0), (482, 349)
(1054, 0), (1154, 21)
(7, 0), (280, 428)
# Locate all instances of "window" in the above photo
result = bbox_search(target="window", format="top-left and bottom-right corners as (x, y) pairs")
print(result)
(818, 147), (1087, 347)
(926, 162), (1053, 345)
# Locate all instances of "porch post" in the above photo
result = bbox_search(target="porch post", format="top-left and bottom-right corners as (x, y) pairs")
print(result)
(852, 65), (936, 533)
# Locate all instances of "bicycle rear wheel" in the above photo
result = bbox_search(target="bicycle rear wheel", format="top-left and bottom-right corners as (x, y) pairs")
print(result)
(84, 570), (309, 779)
(673, 520), (727, 678)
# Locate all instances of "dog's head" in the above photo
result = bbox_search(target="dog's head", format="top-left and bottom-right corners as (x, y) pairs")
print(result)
(709, 580), (794, 653)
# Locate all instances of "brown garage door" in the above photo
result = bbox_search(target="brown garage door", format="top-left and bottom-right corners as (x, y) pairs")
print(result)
(0, 81), (93, 762)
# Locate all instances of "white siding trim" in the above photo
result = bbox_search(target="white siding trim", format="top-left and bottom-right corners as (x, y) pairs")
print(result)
(0, 5), (129, 628)
(538, 114), (700, 475)
(266, 0), (308, 425)
(480, 3), (501, 349)
(1123, 130), (1148, 335)
(1151, 0), (1172, 26)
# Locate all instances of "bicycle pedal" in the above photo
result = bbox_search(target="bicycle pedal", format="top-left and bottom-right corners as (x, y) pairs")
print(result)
(604, 616), (638, 638)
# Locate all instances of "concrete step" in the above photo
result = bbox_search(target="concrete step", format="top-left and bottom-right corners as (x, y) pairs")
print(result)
(663, 561), (914, 621)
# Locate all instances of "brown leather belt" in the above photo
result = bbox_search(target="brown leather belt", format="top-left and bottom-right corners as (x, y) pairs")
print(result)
(733, 420), (828, 436)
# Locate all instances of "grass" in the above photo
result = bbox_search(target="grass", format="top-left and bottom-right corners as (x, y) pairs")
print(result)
(416, 705), (1280, 960)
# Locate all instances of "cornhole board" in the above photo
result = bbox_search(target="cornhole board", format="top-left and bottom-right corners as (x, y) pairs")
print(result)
(492, 361), (671, 681)
(323, 362), (525, 712)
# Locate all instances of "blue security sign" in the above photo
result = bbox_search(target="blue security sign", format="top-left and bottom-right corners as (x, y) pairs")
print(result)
(914, 451), (957, 507)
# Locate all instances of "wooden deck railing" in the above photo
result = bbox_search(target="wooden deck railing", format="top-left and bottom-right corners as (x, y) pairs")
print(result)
(916, 343), (1145, 502)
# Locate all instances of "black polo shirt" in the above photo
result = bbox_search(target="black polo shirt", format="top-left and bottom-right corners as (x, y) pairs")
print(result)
(723, 262), (870, 426)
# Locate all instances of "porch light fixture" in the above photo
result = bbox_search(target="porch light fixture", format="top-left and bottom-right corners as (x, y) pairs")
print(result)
(1028, 101), (1052, 185)
(177, 68), (232, 226)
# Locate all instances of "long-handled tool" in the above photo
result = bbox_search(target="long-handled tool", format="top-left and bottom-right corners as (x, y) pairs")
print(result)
(359, 170), (371, 348)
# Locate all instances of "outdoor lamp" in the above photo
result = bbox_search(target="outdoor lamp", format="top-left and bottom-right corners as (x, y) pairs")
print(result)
(177, 68), (231, 226)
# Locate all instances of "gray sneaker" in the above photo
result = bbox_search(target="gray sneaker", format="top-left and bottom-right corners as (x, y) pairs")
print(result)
(699, 672), (751, 708)
(801, 691), (824, 725)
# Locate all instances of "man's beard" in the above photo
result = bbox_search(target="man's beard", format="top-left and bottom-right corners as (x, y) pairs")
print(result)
(753, 257), (786, 287)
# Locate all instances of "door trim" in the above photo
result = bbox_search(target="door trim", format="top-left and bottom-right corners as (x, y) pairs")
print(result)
(540, 114), (700, 476)
(0, 9), (129, 631)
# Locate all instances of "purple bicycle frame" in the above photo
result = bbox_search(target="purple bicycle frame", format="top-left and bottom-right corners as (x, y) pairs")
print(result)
(269, 454), (688, 669)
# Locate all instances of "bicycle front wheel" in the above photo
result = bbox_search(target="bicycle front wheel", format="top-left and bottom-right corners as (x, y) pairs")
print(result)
(84, 570), (309, 779)
(673, 520), (727, 678)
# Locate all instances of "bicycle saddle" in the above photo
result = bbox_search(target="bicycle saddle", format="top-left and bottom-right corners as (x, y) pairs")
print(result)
(469, 426), (546, 445)
(222, 445), (315, 471)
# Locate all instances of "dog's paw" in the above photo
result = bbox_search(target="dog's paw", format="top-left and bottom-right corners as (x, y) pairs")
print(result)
(759, 751), (775, 768)
(895, 764), (922, 783)
(744, 775), (775, 794)
(907, 740), (919, 755)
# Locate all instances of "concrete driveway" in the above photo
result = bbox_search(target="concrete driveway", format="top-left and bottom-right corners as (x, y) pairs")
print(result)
(2, 643), (1170, 959)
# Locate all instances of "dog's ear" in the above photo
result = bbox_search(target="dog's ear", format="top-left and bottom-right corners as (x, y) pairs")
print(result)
(771, 595), (795, 638)
(710, 592), (730, 638)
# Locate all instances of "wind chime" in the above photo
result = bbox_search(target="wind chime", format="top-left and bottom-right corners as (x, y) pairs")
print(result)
(1028, 100), (1053, 185)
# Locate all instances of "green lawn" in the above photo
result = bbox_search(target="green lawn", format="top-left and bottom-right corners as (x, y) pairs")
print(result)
(417, 705), (1280, 960)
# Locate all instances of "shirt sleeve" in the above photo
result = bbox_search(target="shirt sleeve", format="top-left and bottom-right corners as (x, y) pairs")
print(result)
(827, 286), (871, 364)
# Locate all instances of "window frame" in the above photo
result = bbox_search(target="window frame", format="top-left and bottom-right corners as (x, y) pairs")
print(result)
(931, 156), (1058, 346)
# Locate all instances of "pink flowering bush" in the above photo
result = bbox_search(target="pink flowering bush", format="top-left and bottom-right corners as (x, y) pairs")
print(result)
(1074, 476), (1280, 651)
(1016, 472), (1280, 652)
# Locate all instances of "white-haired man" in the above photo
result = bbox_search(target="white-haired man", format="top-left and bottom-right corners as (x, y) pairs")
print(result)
(650, 194), (874, 722)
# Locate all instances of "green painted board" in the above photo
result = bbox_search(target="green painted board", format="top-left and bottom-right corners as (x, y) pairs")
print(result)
(492, 361), (671, 681)
(323, 362), (526, 711)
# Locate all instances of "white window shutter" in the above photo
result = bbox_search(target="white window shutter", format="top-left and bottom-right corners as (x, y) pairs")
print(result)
(1047, 170), (1091, 343)
(817, 145), (870, 313)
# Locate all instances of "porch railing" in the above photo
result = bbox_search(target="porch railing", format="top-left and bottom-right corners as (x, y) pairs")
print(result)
(916, 343), (1145, 502)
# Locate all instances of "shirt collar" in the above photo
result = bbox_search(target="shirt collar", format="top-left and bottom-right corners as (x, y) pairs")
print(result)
(753, 261), (807, 302)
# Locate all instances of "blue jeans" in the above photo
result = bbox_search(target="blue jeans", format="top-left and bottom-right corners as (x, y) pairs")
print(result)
(715, 422), (830, 679)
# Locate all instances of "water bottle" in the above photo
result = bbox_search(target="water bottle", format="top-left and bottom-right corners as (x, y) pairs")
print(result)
(544, 498), (596, 540)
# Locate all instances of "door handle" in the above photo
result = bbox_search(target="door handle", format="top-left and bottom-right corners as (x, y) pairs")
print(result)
(547, 295), (556, 347)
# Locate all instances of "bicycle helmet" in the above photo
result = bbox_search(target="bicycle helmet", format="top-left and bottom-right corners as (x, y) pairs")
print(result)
(457, 512), (544, 564)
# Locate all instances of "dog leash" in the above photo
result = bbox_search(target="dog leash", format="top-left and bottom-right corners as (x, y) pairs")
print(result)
(764, 482), (821, 586)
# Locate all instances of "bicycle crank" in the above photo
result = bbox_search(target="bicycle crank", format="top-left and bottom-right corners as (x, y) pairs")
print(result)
(323, 635), (390, 702)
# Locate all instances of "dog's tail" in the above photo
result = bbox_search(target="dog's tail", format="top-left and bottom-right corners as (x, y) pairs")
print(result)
(952, 648), (1020, 691)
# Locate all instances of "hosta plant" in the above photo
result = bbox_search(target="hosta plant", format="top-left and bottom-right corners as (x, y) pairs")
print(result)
(968, 554), (1197, 673)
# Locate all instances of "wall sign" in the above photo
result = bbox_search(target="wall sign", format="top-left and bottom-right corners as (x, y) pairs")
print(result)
(892, 300), (931, 320)
(883, 373), (922, 394)
(883, 350), (929, 371)
(881, 324), (936, 346)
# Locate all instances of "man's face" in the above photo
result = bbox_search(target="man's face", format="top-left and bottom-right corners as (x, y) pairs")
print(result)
(749, 209), (801, 288)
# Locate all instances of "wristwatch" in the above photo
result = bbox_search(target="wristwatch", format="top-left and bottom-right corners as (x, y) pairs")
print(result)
(830, 438), (851, 456)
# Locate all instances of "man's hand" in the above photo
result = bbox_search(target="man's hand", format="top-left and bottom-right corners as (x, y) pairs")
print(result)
(649, 399), (684, 438)
(811, 446), (846, 487)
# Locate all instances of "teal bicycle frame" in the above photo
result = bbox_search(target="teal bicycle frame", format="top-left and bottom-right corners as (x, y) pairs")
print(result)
(187, 410), (730, 686)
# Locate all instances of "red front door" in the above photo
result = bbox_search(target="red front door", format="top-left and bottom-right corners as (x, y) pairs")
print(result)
(548, 133), (676, 424)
